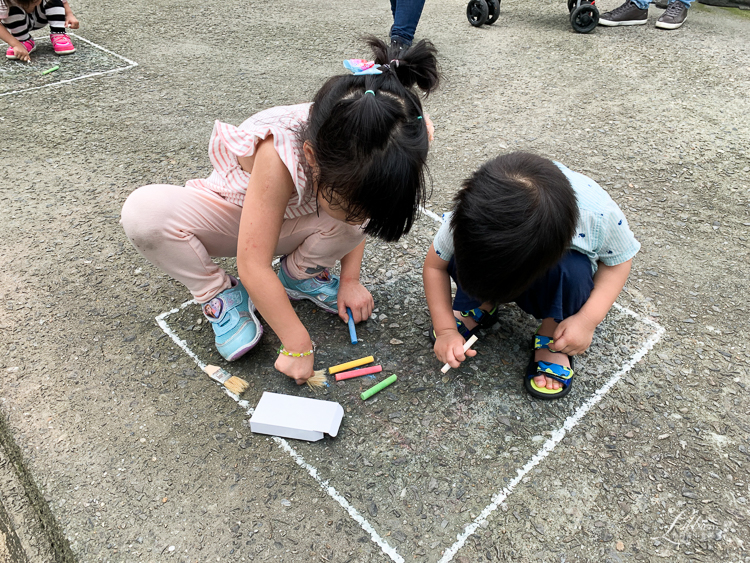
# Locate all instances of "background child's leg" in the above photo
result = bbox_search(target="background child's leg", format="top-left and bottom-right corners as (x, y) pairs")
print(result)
(40, 0), (66, 34)
(2, 7), (33, 42)
(514, 250), (594, 323)
(121, 184), (241, 304)
(275, 211), (365, 279)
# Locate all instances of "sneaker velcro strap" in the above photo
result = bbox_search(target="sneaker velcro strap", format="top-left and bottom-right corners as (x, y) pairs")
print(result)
(536, 361), (573, 382)
(533, 335), (554, 350)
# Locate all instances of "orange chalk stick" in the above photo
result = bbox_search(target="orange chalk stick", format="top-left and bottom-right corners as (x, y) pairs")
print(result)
(328, 355), (375, 375)
(335, 365), (383, 381)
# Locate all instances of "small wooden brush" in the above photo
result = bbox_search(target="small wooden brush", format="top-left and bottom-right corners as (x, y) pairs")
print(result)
(203, 365), (249, 395)
(305, 371), (328, 389)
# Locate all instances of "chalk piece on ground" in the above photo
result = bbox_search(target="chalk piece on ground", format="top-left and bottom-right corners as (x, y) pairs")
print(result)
(249, 392), (344, 441)
(361, 374), (397, 400)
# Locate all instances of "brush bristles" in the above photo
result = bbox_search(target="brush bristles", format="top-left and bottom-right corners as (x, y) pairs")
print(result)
(223, 375), (249, 395)
(306, 372), (327, 389)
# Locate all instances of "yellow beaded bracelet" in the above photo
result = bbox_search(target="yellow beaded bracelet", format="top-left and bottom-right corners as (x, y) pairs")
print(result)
(277, 342), (316, 358)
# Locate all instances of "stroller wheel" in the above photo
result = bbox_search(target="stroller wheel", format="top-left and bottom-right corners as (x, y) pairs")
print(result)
(570, 3), (599, 33)
(486, 0), (501, 24)
(467, 0), (489, 26)
(567, 0), (579, 12)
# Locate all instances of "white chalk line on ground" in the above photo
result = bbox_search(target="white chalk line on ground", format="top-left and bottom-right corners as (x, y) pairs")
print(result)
(155, 301), (403, 561)
(155, 211), (665, 563)
(437, 303), (665, 563)
(0, 32), (137, 98)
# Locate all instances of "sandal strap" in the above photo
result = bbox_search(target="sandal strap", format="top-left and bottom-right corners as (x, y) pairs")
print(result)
(460, 306), (498, 329)
(533, 335), (555, 350)
(455, 317), (475, 339)
(536, 361), (574, 383)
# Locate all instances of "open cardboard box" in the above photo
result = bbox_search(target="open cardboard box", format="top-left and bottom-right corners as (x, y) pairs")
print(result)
(249, 392), (344, 442)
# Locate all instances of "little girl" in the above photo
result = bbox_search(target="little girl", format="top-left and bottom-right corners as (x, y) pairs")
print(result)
(1, 0), (78, 62)
(122, 38), (440, 384)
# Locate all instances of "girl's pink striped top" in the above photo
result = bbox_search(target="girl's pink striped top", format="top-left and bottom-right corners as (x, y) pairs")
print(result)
(187, 103), (316, 219)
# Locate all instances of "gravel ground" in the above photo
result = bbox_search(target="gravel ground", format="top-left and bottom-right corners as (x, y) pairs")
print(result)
(0, 0), (749, 562)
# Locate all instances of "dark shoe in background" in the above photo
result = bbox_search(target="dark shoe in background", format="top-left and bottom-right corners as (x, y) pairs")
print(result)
(598, 0), (649, 25)
(655, 1), (689, 28)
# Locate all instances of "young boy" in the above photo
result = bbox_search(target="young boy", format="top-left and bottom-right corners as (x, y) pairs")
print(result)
(423, 152), (640, 400)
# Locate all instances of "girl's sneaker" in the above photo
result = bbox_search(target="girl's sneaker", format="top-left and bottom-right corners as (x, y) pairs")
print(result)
(5, 39), (36, 59)
(277, 258), (339, 314)
(50, 33), (75, 55)
(202, 278), (263, 361)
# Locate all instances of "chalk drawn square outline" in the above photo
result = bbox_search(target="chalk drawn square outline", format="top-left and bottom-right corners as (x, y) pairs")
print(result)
(0, 32), (137, 98)
(155, 213), (665, 563)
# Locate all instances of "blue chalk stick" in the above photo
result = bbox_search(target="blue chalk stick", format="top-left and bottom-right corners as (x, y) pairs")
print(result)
(346, 307), (358, 344)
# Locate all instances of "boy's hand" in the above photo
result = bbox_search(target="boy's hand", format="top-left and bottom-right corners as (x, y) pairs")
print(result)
(11, 45), (31, 62)
(65, 14), (80, 29)
(337, 280), (374, 324)
(434, 330), (477, 369)
(274, 352), (315, 385)
(550, 313), (597, 356)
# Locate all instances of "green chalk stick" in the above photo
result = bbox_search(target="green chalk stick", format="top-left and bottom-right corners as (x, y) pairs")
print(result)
(41, 65), (59, 75)
(360, 374), (397, 401)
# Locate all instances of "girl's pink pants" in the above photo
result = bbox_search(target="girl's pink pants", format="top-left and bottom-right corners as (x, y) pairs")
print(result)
(121, 184), (365, 304)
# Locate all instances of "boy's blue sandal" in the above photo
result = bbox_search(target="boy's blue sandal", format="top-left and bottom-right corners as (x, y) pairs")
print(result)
(202, 278), (263, 362)
(524, 335), (574, 400)
(277, 259), (339, 314)
(429, 306), (498, 343)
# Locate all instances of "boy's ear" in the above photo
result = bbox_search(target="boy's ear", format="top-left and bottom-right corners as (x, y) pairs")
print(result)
(303, 141), (317, 169)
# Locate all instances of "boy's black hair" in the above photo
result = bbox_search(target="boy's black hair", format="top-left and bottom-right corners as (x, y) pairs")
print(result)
(451, 152), (579, 304)
(301, 37), (440, 242)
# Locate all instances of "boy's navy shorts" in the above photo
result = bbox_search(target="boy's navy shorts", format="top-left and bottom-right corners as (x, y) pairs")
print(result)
(448, 250), (595, 322)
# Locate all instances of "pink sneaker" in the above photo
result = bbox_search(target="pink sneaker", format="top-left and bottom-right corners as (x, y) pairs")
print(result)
(50, 33), (75, 55)
(5, 38), (36, 60)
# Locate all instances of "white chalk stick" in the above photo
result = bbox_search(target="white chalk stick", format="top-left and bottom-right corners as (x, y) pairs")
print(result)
(441, 334), (478, 373)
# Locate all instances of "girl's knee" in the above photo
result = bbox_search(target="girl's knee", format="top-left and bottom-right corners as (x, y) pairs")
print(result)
(121, 185), (171, 243)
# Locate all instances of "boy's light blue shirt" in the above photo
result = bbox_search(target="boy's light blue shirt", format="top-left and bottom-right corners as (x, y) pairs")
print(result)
(432, 162), (640, 274)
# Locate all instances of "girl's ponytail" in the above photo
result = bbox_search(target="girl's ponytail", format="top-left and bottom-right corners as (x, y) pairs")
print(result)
(367, 37), (440, 96)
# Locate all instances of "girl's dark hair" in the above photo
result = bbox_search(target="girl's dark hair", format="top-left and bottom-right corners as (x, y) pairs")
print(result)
(301, 37), (440, 242)
(451, 152), (579, 304)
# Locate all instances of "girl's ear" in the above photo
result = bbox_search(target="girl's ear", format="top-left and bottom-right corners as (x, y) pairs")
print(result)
(303, 141), (317, 169)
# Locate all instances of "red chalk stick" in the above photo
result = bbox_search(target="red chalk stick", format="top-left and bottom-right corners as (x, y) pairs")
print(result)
(335, 365), (383, 381)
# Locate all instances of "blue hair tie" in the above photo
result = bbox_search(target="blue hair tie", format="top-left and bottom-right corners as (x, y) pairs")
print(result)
(364, 90), (375, 96)
(417, 116), (423, 119)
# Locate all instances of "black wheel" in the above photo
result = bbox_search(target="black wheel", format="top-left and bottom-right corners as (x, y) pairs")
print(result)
(466, 0), (489, 26)
(567, 0), (579, 13)
(570, 4), (599, 33)
(486, 0), (501, 24)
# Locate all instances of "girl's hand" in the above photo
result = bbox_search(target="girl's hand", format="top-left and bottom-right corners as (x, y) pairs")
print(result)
(274, 352), (315, 385)
(424, 114), (434, 144)
(337, 280), (374, 324)
(12, 45), (31, 62)
(65, 14), (80, 29)
(550, 313), (597, 356)
(434, 329), (477, 368)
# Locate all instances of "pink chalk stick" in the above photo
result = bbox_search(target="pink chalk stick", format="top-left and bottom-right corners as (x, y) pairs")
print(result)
(335, 365), (383, 381)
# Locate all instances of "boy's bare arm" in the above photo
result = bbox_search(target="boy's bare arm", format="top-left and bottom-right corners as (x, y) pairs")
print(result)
(579, 259), (632, 327)
(551, 259), (632, 355)
(422, 244), (456, 335)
